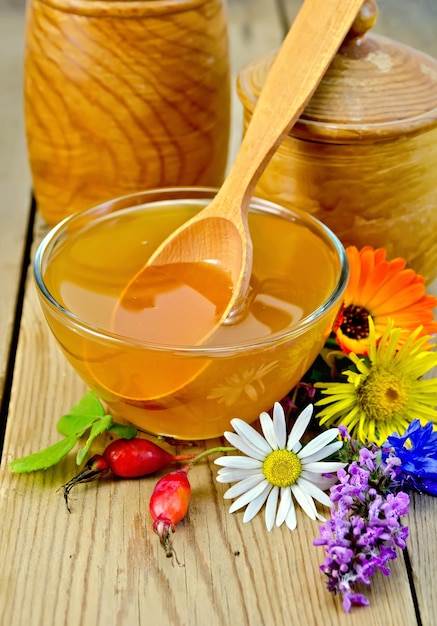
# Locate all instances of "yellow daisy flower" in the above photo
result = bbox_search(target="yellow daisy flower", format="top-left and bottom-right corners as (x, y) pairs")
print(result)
(315, 318), (437, 445)
(335, 246), (437, 355)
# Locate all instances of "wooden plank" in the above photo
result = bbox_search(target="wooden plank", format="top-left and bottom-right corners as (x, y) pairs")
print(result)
(0, 1), (428, 625)
(406, 492), (437, 626)
(0, 8), (32, 403)
(228, 0), (286, 162)
(0, 256), (418, 626)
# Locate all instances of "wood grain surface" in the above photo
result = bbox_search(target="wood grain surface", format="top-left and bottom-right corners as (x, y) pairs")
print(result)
(24, 0), (231, 225)
(0, 271), (421, 626)
(1, 1), (437, 625)
(0, 12), (32, 406)
(237, 0), (437, 283)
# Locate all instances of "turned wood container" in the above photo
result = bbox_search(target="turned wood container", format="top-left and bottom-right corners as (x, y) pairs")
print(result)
(24, 0), (230, 226)
(237, 0), (437, 283)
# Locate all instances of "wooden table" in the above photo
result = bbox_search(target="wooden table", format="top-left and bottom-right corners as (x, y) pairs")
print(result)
(1, 1), (437, 624)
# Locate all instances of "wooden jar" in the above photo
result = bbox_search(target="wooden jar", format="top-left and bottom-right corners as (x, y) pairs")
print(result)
(24, 0), (230, 226)
(237, 0), (437, 283)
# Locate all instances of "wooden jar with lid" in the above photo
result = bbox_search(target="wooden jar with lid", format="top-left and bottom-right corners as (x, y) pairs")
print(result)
(237, 0), (437, 283)
(24, 0), (230, 226)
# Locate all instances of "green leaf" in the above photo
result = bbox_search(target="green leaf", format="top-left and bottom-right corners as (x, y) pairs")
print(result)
(108, 422), (137, 439)
(69, 391), (106, 418)
(76, 414), (113, 465)
(9, 435), (77, 473)
(57, 414), (101, 437)
(57, 391), (106, 437)
(10, 392), (136, 474)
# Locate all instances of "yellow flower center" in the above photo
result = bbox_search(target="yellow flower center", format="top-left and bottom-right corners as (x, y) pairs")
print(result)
(262, 449), (302, 487)
(341, 305), (370, 340)
(357, 364), (410, 422)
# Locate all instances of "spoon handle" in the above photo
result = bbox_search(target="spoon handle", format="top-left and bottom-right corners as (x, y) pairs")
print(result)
(221, 0), (364, 211)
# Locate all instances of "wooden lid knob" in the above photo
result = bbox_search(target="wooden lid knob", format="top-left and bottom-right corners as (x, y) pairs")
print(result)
(343, 0), (378, 42)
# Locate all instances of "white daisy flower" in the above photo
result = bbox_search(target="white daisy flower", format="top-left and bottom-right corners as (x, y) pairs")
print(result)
(214, 402), (345, 531)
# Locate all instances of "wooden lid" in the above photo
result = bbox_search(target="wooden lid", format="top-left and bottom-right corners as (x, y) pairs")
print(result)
(237, 0), (437, 143)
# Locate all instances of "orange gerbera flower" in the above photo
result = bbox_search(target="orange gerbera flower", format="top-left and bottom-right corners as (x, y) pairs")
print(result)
(334, 246), (437, 354)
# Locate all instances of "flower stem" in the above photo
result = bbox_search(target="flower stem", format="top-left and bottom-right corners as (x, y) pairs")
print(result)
(184, 446), (235, 471)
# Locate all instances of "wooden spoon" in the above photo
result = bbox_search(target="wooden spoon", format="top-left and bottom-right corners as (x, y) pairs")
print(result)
(114, 0), (364, 347)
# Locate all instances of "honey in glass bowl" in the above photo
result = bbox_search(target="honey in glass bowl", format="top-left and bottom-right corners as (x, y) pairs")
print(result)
(34, 188), (348, 440)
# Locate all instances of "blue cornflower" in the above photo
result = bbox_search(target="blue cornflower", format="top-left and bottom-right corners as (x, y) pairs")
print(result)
(385, 420), (437, 496)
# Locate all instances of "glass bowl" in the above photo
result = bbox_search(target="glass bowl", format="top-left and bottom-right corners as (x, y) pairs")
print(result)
(34, 187), (348, 440)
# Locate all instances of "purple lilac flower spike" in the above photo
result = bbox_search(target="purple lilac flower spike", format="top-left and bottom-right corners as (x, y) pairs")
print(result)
(314, 440), (409, 612)
(385, 420), (437, 496)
